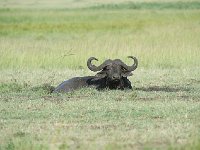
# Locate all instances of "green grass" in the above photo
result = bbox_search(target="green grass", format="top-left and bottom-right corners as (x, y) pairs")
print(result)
(0, 0), (200, 149)
(0, 8), (200, 69)
(0, 68), (200, 149)
(88, 1), (200, 10)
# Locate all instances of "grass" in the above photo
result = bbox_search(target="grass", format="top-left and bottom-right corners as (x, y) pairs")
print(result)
(0, 9), (200, 69)
(0, 68), (200, 149)
(89, 1), (200, 10)
(0, 0), (200, 149)
(1, 0), (199, 9)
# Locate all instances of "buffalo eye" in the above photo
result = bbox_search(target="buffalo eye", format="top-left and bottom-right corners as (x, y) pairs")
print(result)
(121, 67), (127, 71)
(104, 66), (112, 70)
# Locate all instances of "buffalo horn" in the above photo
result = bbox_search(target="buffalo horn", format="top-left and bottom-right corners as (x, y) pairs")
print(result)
(120, 56), (138, 71)
(87, 57), (111, 72)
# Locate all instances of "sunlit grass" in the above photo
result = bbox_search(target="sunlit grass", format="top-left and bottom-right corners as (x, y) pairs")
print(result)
(0, 2), (200, 149)
(0, 9), (200, 69)
(0, 68), (200, 149)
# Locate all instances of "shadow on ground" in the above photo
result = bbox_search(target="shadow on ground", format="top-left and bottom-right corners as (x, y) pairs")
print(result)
(135, 86), (190, 92)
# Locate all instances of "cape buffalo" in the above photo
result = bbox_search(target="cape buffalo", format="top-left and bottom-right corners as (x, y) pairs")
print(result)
(52, 56), (138, 93)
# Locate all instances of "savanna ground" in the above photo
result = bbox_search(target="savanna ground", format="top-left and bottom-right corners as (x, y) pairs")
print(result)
(0, 0), (200, 149)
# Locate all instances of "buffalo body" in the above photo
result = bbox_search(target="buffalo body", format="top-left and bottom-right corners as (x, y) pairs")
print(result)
(53, 56), (138, 93)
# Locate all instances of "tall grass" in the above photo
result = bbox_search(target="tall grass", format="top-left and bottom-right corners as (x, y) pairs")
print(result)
(0, 5), (200, 69)
(89, 1), (200, 10)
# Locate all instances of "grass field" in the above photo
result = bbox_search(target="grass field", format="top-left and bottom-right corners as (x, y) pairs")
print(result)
(0, 0), (200, 149)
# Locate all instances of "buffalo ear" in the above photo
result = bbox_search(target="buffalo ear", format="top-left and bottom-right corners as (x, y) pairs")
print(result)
(95, 70), (107, 78)
(122, 71), (133, 77)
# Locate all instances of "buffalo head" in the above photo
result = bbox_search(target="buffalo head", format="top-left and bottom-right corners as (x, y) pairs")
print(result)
(87, 56), (138, 88)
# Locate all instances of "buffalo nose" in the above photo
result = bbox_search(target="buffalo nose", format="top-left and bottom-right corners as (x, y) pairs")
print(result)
(112, 74), (120, 80)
